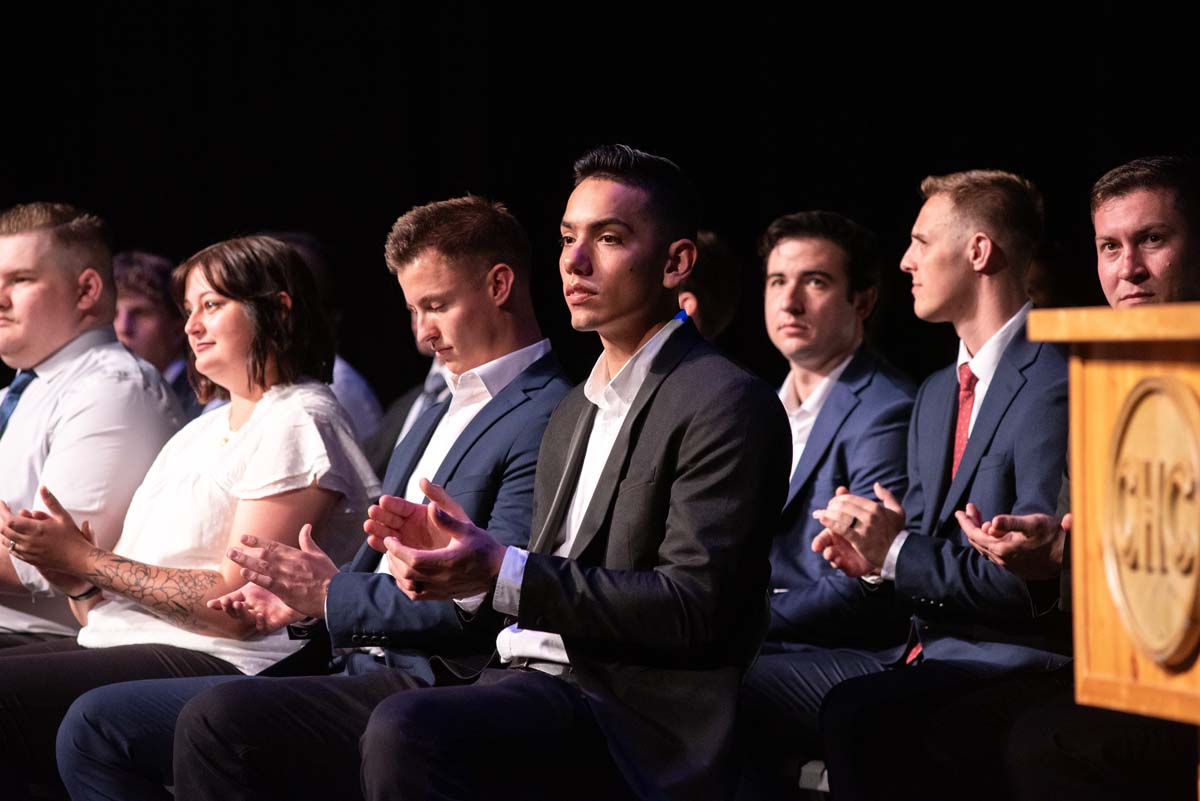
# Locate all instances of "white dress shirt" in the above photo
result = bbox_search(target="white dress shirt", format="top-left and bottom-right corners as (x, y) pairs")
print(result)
(492, 316), (685, 669)
(779, 353), (855, 478)
(882, 302), (1032, 580)
(0, 328), (183, 635)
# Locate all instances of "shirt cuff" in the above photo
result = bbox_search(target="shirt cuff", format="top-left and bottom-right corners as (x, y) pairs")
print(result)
(881, 530), (910, 581)
(454, 592), (487, 614)
(492, 546), (528, 616)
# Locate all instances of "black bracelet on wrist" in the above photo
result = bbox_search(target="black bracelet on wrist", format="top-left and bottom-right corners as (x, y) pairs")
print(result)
(67, 585), (101, 601)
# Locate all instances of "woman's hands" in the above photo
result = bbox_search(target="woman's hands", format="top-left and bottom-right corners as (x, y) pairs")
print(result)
(1, 487), (96, 576)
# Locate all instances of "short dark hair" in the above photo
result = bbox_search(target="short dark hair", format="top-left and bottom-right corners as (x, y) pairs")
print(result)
(384, 195), (531, 282)
(172, 235), (335, 404)
(1090, 155), (1200, 226)
(677, 231), (743, 340)
(758, 210), (882, 298)
(0, 201), (114, 292)
(920, 170), (1045, 270)
(114, 250), (179, 319)
(572, 144), (699, 242)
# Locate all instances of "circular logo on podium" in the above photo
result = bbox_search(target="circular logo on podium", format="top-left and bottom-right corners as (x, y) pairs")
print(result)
(1107, 377), (1200, 668)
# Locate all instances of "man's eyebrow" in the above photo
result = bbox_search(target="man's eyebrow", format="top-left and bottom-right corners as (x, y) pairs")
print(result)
(560, 217), (635, 232)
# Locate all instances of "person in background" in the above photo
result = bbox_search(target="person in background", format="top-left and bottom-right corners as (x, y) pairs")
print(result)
(114, 249), (203, 419)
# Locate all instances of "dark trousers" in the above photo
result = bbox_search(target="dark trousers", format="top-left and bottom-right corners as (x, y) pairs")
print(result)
(737, 644), (886, 799)
(924, 666), (1197, 801)
(172, 667), (427, 801)
(0, 638), (240, 801)
(0, 631), (70, 650)
(360, 667), (635, 801)
(819, 659), (997, 801)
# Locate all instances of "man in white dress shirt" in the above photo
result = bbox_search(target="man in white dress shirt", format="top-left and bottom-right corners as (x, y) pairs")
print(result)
(0, 202), (181, 647)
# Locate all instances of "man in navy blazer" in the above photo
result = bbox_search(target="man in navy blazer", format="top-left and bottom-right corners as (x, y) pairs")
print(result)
(55, 196), (572, 801)
(736, 211), (913, 792)
(810, 170), (1070, 801)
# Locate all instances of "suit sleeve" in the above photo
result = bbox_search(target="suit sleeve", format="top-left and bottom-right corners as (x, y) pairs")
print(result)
(516, 378), (791, 661)
(893, 369), (1068, 623)
(324, 393), (555, 651)
(768, 393), (912, 641)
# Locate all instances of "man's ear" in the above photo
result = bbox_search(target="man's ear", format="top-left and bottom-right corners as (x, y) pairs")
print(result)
(277, 291), (294, 312)
(967, 232), (997, 274)
(853, 286), (877, 321)
(486, 263), (515, 307)
(75, 268), (104, 312)
(662, 238), (697, 290)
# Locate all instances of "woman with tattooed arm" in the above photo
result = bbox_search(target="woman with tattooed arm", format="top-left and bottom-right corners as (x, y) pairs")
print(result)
(0, 236), (379, 799)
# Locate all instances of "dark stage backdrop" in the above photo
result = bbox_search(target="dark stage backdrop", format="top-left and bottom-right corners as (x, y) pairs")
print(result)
(3, 3), (1196, 397)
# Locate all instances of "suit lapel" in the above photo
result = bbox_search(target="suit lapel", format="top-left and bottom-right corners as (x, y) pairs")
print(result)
(428, 354), (559, 490)
(567, 324), (698, 560)
(919, 370), (957, 539)
(380, 399), (449, 496)
(935, 332), (1038, 528)
(784, 349), (873, 510)
(529, 401), (596, 555)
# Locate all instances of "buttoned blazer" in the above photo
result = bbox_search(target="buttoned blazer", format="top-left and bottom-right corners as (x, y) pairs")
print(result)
(517, 321), (791, 801)
(894, 328), (1071, 670)
(766, 346), (915, 654)
(324, 352), (571, 683)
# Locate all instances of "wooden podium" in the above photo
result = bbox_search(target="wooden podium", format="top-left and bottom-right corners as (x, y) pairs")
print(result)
(1029, 304), (1200, 773)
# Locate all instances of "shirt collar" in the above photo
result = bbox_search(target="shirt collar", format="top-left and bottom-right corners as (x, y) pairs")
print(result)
(956, 301), (1032, 385)
(446, 339), (551, 402)
(584, 314), (685, 412)
(33, 327), (119, 382)
(778, 351), (855, 418)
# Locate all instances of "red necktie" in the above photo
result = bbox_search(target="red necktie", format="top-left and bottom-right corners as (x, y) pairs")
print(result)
(951, 363), (978, 479)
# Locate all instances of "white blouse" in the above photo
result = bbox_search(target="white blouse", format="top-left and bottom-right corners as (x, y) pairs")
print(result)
(77, 381), (381, 675)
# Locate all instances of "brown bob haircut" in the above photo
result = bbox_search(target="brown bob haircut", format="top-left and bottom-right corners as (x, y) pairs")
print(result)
(171, 235), (335, 404)
(384, 195), (531, 282)
(920, 170), (1045, 271)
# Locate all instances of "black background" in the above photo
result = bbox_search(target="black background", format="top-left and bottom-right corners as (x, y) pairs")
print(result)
(4, 3), (1196, 398)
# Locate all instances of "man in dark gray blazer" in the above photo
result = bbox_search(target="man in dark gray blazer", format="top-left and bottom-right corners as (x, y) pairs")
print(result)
(362, 145), (791, 801)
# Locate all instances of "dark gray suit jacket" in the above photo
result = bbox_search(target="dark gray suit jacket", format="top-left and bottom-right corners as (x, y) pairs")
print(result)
(516, 322), (791, 801)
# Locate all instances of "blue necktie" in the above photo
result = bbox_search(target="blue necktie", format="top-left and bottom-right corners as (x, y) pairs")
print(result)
(0, 370), (37, 440)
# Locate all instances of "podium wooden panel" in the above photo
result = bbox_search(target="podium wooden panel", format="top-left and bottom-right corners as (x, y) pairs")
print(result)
(1029, 304), (1200, 726)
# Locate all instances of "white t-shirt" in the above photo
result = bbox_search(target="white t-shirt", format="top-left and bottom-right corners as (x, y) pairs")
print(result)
(77, 380), (380, 675)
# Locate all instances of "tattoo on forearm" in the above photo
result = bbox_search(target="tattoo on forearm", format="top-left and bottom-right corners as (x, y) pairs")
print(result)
(83, 548), (221, 630)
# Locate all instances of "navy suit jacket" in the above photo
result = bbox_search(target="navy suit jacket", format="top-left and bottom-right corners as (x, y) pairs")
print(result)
(323, 351), (571, 683)
(766, 346), (914, 654)
(894, 327), (1071, 671)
